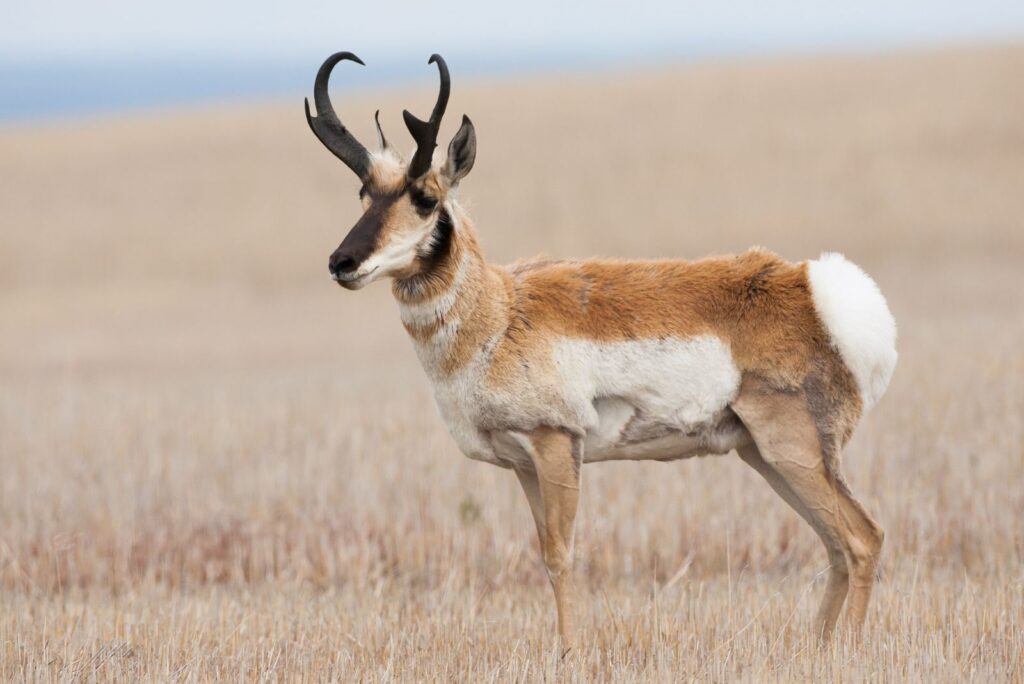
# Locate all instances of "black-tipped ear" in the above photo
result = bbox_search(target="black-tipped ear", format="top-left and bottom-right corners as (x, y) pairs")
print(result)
(443, 115), (476, 185)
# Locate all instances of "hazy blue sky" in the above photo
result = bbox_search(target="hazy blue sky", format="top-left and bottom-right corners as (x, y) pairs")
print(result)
(4, 0), (1023, 121)
(6, 0), (1024, 60)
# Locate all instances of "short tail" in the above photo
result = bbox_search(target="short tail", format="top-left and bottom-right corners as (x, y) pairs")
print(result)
(807, 253), (897, 412)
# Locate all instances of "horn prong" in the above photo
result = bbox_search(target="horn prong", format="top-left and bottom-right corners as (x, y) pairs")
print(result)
(405, 54), (451, 179)
(374, 109), (389, 150)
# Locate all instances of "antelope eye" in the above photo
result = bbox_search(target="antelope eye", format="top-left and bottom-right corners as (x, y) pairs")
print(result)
(410, 191), (438, 213)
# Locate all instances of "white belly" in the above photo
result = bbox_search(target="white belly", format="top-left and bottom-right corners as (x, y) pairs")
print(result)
(582, 396), (751, 461)
(554, 335), (748, 462)
(427, 334), (748, 467)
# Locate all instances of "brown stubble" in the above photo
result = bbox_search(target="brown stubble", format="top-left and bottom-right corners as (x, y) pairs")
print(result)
(2, 43), (1023, 680)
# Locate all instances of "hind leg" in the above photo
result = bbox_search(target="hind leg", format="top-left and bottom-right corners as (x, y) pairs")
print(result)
(773, 455), (883, 634)
(835, 481), (884, 629)
(737, 443), (850, 638)
(733, 383), (884, 637)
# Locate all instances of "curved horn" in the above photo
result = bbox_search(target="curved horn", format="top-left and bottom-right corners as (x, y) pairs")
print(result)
(305, 52), (372, 180)
(403, 54), (450, 179)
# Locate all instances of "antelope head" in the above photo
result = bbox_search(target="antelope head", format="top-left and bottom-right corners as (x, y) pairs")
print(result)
(306, 52), (477, 290)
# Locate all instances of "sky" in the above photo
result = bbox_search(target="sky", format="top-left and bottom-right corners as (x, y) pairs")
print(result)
(3, 0), (1023, 121)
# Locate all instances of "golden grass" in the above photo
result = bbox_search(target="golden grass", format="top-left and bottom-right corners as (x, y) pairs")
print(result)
(2, 43), (1023, 680)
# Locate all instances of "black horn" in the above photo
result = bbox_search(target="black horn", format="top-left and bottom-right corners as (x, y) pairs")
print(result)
(305, 51), (372, 180)
(403, 54), (450, 180)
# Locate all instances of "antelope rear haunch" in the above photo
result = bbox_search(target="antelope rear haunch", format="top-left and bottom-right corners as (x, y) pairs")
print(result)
(305, 52), (897, 649)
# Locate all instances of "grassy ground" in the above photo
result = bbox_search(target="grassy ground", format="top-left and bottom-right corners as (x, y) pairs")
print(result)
(2, 43), (1023, 680)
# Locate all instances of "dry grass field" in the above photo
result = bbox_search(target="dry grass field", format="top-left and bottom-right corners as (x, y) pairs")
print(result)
(2, 43), (1023, 681)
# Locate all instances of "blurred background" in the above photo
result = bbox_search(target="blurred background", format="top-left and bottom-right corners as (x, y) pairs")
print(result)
(4, 0), (1024, 121)
(2, 2), (1023, 679)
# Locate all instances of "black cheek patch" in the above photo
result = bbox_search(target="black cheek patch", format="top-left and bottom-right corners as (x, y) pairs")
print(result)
(418, 208), (454, 271)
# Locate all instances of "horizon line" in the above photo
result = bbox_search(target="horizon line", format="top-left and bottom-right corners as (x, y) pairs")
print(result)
(3, 35), (1021, 126)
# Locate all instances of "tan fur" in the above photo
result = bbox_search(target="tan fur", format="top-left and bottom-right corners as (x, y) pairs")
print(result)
(490, 252), (856, 396)
(512, 427), (581, 652)
(400, 220), (861, 432)
(733, 375), (884, 637)
(331, 145), (883, 649)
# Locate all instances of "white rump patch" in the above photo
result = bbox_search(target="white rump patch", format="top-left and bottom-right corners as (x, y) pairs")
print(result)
(807, 253), (897, 410)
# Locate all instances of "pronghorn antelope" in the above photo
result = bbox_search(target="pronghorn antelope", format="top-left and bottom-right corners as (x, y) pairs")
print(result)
(306, 52), (898, 649)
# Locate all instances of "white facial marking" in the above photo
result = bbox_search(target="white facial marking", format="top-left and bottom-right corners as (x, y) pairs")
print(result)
(333, 265), (379, 289)
(350, 215), (435, 286)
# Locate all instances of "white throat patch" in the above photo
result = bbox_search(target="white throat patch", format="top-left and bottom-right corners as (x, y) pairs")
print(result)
(398, 251), (471, 328)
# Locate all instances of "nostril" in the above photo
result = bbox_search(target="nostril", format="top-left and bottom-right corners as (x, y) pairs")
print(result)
(329, 254), (357, 275)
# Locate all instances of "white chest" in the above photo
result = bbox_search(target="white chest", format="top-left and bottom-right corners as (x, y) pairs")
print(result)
(425, 348), (504, 465)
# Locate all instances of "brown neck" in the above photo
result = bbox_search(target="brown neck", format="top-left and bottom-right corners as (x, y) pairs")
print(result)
(393, 205), (510, 378)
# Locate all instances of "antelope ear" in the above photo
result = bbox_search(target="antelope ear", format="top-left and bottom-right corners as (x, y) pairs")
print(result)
(443, 115), (476, 185)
